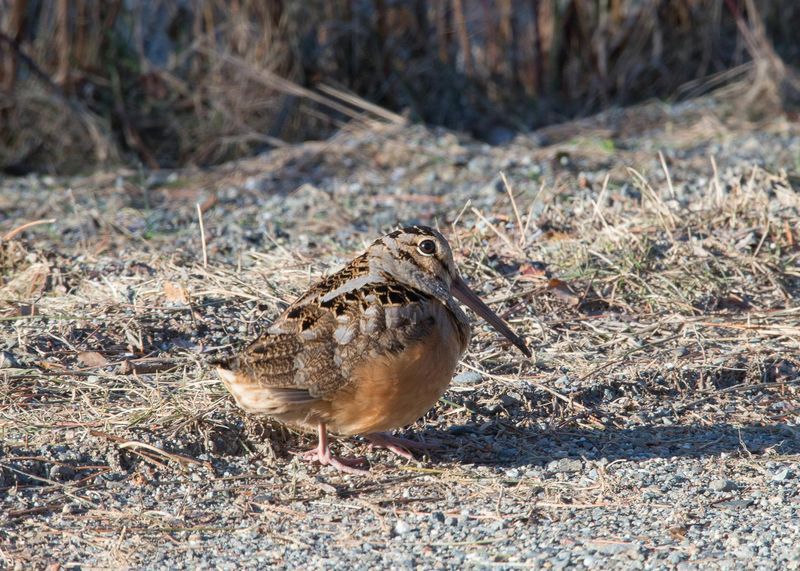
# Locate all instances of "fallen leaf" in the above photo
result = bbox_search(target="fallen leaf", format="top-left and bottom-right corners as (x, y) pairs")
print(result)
(519, 261), (549, 279)
(118, 358), (178, 375)
(77, 351), (109, 368)
(163, 281), (189, 304)
(668, 526), (687, 540)
(36, 361), (66, 371)
(548, 278), (580, 306)
(543, 230), (573, 241)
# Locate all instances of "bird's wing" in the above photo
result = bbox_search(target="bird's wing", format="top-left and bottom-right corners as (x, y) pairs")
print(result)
(220, 278), (439, 401)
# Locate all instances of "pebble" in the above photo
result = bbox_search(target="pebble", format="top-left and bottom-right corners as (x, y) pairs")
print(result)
(49, 465), (75, 481)
(547, 458), (583, 473)
(709, 479), (736, 492)
(717, 499), (754, 509)
(554, 375), (570, 389)
(668, 552), (685, 564)
(61, 502), (81, 515)
(772, 468), (792, 482)
(452, 371), (483, 385)
(0, 350), (20, 368)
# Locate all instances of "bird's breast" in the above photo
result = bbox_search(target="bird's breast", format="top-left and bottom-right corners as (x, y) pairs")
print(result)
(328, 304), (467, 435)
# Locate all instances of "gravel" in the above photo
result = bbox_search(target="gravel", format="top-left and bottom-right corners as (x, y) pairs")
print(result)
(709, 479), (737, 493)
(1, 95), (799, 569)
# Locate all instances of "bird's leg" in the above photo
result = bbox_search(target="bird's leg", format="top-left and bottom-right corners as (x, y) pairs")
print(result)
(298, 423), (369, 475)
(364, 432), (441, 461)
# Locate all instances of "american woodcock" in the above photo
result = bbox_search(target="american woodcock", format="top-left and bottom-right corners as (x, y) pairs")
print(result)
(217, 225), (530, 474)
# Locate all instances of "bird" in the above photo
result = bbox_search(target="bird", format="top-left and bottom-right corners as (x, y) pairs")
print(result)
(217, 225), (530, 474)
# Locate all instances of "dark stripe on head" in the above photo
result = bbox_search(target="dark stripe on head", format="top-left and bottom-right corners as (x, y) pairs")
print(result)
(401, 225), (436, 236)
(396, 249), (416, 263)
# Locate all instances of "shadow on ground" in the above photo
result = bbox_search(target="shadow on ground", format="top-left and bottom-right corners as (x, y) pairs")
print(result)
(407, 421), (800, 468)
(3, 419), (796, 490)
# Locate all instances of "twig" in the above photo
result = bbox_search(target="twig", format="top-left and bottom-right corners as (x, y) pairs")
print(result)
(206, 49), (394, 127)
(1, 218), (57, 241)
(574, 332), (685, 384)
(89, 430), (214, 473)
(658, 151), (675, 199)
(752, 220), (770, 259)
(197, 203), (208, 269)
(317, 84), (405, 125)
(459, 361), (588, 411)
(471, 207), (526, 258)
(710, 155), (723, 207)
(500, 172), (526, 247)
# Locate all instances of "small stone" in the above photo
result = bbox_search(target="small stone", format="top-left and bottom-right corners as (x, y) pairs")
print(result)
(772, 468), (792, 482)
(49, 465), (75, 481)
(488, 519), (505, 532)
(500, 394), (520, 407)
(591, 541), (635, 555)
(452, 371), (483, 385)
(735, 546), (755, 559)
(709, 479), (735, 492)
(0, 351), (20, 368)
(717, 499), (753, 509)
(668, 552), (685, 564)
(547, 458), (583, 473)
(244, 176), (268, 192)
(394, 520), (411, 535)
(61, 502), (81, 515)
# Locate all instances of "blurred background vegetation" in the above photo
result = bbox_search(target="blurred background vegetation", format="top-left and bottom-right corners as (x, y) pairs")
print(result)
(1, 0), (798, 174)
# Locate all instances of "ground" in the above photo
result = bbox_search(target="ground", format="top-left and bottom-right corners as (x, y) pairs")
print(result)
(1, 95), (799, 570)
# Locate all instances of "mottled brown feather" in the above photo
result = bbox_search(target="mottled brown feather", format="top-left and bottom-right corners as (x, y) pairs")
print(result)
(217, 225), (527, 446)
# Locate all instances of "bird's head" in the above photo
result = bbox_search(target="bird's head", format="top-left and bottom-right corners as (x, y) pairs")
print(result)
(369, 225), (531, 357)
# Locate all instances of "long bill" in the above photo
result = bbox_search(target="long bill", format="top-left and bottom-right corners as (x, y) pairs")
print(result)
(451, 276), (531, 358)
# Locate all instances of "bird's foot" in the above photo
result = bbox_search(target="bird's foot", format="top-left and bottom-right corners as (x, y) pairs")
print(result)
(294, 425), (369, 475)
(298, 448), (368, 475)
(364, 432), (440, 461)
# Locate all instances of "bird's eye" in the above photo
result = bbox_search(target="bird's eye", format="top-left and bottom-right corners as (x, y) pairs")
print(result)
(417, 239), (437, 256)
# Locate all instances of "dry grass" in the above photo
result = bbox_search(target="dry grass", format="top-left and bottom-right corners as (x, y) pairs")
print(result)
(0, 98), (799, 568)
(2, 0), (800, 173)
(1, 104), (797, 447)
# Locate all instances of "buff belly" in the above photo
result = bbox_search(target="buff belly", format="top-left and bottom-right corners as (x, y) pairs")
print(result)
(326, 314), (465, 435)
(219, 307), (467, 436)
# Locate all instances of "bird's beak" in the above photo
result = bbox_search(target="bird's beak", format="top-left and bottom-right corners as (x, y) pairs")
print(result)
(451, 276), (531, 357)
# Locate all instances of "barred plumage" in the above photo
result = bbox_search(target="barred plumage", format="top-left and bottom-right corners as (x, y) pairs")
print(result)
(217, 225), (529, 474)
